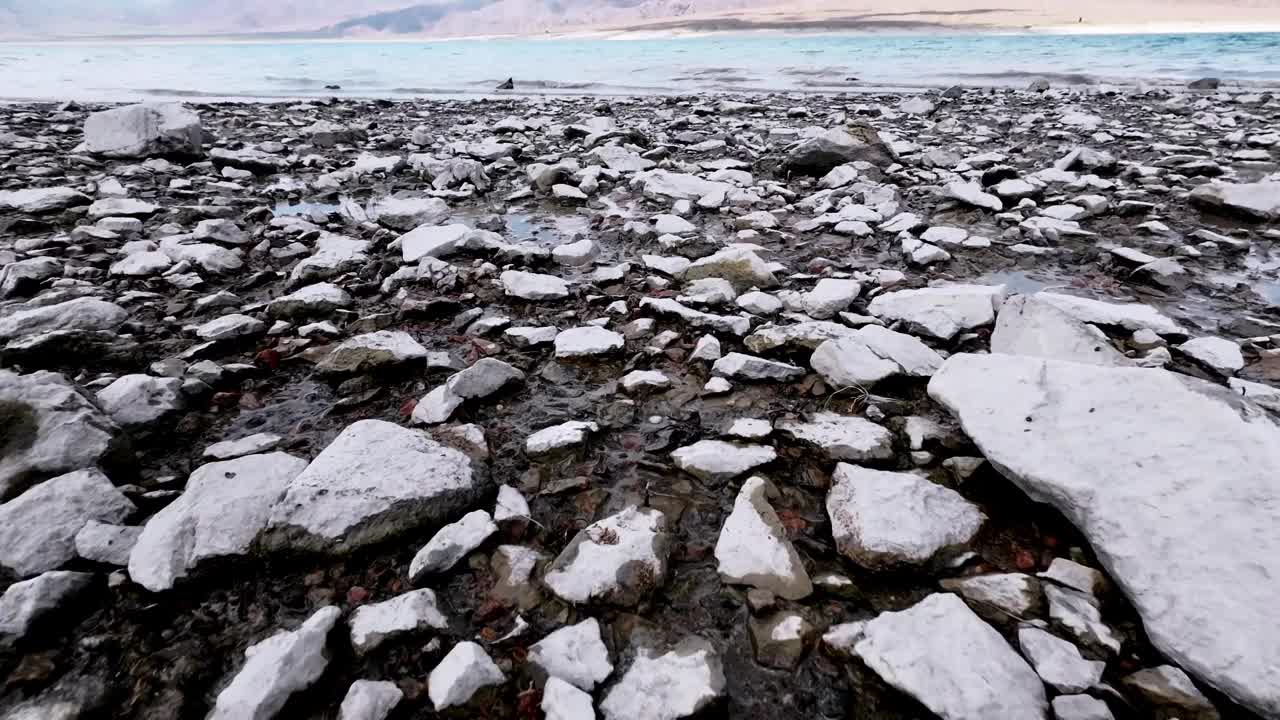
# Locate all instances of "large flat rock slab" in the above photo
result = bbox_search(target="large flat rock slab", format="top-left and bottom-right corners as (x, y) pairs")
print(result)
(929, 353), (1280, 718)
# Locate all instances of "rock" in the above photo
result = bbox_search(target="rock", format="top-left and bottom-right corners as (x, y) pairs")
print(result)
(1122, 665), (1220, 720)
(348, 589), (449, 655)
(528, 617), (614, 690)
(1053, 695), (1115, 720)
(338, 680), (403, 720)
(621, 370), (671, 394)
(945, 181), (1003, 211)
(1039, 558), (1107, 596)
(1045, 584), (1121, 654)
(749, 611), (813, 669)
(929, 353), (1280, 714)
(992, 294), (1126, 366)
(0, 571), (93, 641)
(95, 374), (184, 427)
(491, 544), (546, 609)
(640, 297), (750, 336)
(0, 187), (90, 213)
(317, 331), (428, 374)
(82, 102), (202, 158)
(553, 239), (598, 265)
(306, 120), (364, 147)
(780, 125), (896, 177)
(264, 420), (484, 554)
(633, 170), (732, 202)
(408, 509), (496, 579)
(801, 278), (862, 319)
(671, 440), (777, 483)
(899, 96), (936, 115)
(110, 251), (172, 277)
(1188, 77), (1220, 89)
(160, 236), (244, 275)
(428, 641), (505, 710)
(412, 358), (525, 425)
(527, 420), (598, 456)
(400, 223), (472, 263)
(128, 453), (307, 591)
(690, 336), (721, 362)
(776, 413), (893, 461)
(87, 197), (158, 218)
(74, 521), (142, 566)
(599, 637), (725, 720)
(0, 370), (125, 501)
(1034, 292), (1182, 334)
(203, 433), (283, 461)
(1017, 627), (1105, 693)
(501, 270), (570, 300)
(208, 606), (340, 720)
(542, 676), (596, 720)
(939, 573), (1042, 623)
(826, 464), (984, 569)
(714, 476), (812, 599)
(554, 326), (624, 358)
(810, 324), (944, 386)
(0, 469), (134, 578)
(369, 195), (449, 231)
(543, 506), (670, 606)
(0, 257), (61, 298)
(682, 247), (777, 290)
(1178, 336), (1244, 374)
(711, 352), (804, 382)
(848, 593), (1047, 720)
(0, 297), (128, 343)
(1189, 180), (1280, 221)
(867, 284), (1006, 340)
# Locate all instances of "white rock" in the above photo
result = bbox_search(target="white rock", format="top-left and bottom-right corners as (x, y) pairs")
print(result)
(1052, 695), (1115, 720)
(939, 573), (1042, 622)
(0, 187), (90, 213)
(640, 297), (750, 336)
(527, 420), (598, 456)
(868, 285), (1006, 340)
(195, 313), (266, 341)
(529, 617), (614, 690)
(428, 641), (505, 710)
(317, 331), (428, 374)
(0, 468), (134, 578)
(544, 506), (670, 606)
(850, 593), (1047, 719)
(945, 181), (1003, 211)
(621, 370), (672, 393)
(400, 223), (471, 263)
(599, 637), (725, 720)
(95, 374), (184, 427)
(930, 352), (1280, 715)
(369, 195), (449, 231)
(505, 326), (559, 347)
(801, 279), (862, 319)
(348, 589), (449, 655)
(1179, 336), (1244, 374)
(494, 485), (531, 523)
(1045, 584), (1121, 654)
(690, 335), (722, 362)
(682, 247), (777, 290)
(810, 324), (944, 387)
(555, 327), (624, 358)
(338, 680), (403, 720)
(203, 433), (283, 461)
(1034, 292), (1182, 334)
(711, 352), (804, 381)
(737, 291), (783, 315)
(501, 270), (570, 301)
(83, 103), (201, 158)
(129, 453), (307, 591)
(1018, 626), (1105, 693)
(671, 440), (777, 483)
(110, 250), (173, 277)
(411, 358), (525, 425)
(826, 464), (984, 568)
(264, 420), (481, 553)
(74, 520), (142, 566)
(992, 294), (1126, 366)
(1189, 180), (1280, 221)
(542, 676), (597, 720)
(715, 476), (812, 599)
(1039, 558), (1107, 596)
(409, 510), (497, 578)
(0, 297), (127, 342)
(268, 282), (352, 319)
(776, 412), (893, 461)
(0, 571), (93, 640)
(209, 606), (340, 720)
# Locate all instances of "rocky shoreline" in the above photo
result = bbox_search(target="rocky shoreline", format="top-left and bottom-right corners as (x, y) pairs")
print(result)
(1, 86), (1279, 720)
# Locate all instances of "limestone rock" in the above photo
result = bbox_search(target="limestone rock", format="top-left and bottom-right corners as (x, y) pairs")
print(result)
(867, 285), (1005, 340)
(599, 637), (725, 720)
(714, 476), (812, 600)
(939, 573), (1042, 623)
(348, 589), (449, 655)
(428, 641), (504, 710)
(544, 506), (670, 606)
(810, 325), (944, 386)
(671, 440), (777, 483)
(501, 270), (570, 300)
(1018, 627), (1105, 693)
(555, 327), (625, 358)
(775, 413), (893, 461)
(1122, 665), (1220, 720)
(317, 331), (428, 374)
(95, 374), (184, 427)
(408, 510), (496, 579)
(1189, 180), (1280, 221)
(542, 676), (597, 720)
(0, 469), (134, 578)
(0, 571), (94, 641)
(992, 295), (1126, 366)
(208, 606), (340, 720)
(749, 611), (813, 669)
(780, 125), (896, 177)
(338, 680), (403, 720)
(711, 353), (804, 382)
(528, 617), (614, 691)
(83, 103), (202, 158)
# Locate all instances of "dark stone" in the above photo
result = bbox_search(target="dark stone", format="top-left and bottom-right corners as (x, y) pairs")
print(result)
(496, 78), (514, 90)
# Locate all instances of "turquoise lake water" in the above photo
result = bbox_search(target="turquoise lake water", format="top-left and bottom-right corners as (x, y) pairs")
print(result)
(1, 31), (1278, 101)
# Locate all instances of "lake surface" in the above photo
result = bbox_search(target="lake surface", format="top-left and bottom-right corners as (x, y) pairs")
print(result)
(2, 31), (1279, 101)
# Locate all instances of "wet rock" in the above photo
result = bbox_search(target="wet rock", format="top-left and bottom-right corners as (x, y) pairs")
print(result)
(599, 636), (724, 720)
(826, 464), (984, 569)
(749, 610), (813, 669)
(264, 420), (484, 554)
(930, 353), (1280, 714)
(412, 358), (525, 424)
(528, 617), (614, 690)
(0, 257), (61, 299)
(0, 297), (128, 343)
(939, 573), (1042, 623)
(640, 297), (750, 336)
(369, 195), (449, 231)
(1033, 292), (1182, 334)
(0, 571), (94, 641)
(1018, 626), (1105, 693)
(317, 331), (428, 374)
(633, 169), (732, 202)
(129, 453), (307, 591)
(1178, 336), (1244, 374)
(682, 247), (777, 290)
(0, 468), (134, 578)
(1122, 665), (1220, 720)
(338, 680), (403, 720)
(1053, 695), (1115, 720)
(428, 641), (504, 710)
(348, 589), (449, 656)
(491, 544), (546, 609)
(776, 412), (893, 461)
(543, 506), (670, 606)
(554, 326), (625, 358)
(82, 102), (202, 158)
(408, 509), (496, 579)
(810, 325), (944, 386)
(527, 420), (598, 456)
(671, 440), (777, 483)
(848, 593), (1047, 719)
(801, 278), (861, 319)
(711, 352), (803, 382)
(867, 285), (1005, 340)
(992, 294), (1127, 366)
(501, 270), (570, 300)
(542, 676), (596, 720)
(780, 125), (895, 177)
(945, 181), (1003, 211)
(95, 374), (184, 427)
(715, 476), (812, 599)
(1189, 180), (1280, 221)
(1045, 584), (1121, 654)
(0, 369), (125, 501)
(74, 520), (142, 566)
(209, 606), (340, 720)
(1039, 558), (1108, 596)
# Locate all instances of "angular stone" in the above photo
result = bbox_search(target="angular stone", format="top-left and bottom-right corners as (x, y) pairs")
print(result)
(780, 125), (896, 177)
(1189, 180), (1280, 221)
(264, 420), (484, 553)
(317, 331), (428, 374)
(1045, 584), (1121, 654)
(338, 680), (403, 720)
(528, 617), (614, 691)
(542, 676), (596, 720)
(749, 610), (813, 669)
(0, 571), (94, 641)
(544, 506), (670, 606)
(776, 413), (893, 461)
(194, 314), (265, 341)
(501, 270), (570, 300)
(429, 641), (504, 710)
(867, 285), (1006, 340)
(599, 637), (725, 720)
(268, 283), (352, 319)
(209, 606), (340, 720)
(929, 352), (1280, 715)
(1033, 292), (1182, 334)
(992, 295), (1127, 366)
(1123, 665), (1220, 720)
(0, 297), (127, 342)
(74, 521), (142, 566)
(203, 433), (283, 461)
(939, 573), (1042, 623)
(408, 510), (496, 579)
(369, 195), (449, 231)
(945, 181), (1003, 211)
(671, 440), (777, 483)
(527, 421), (598, 456)
(0, 187), (90, 213)
(1018, 627), (1105, 693)
(826, 464), (984, 569)
(711, 353), (804, 382)
(682, 247), (777, 290)
(810, 324), (945, 386)
(400, 223), (472, 263)
(1179, 336), (1244, 374)
(0, 469), (134, 578)
(555, 327), (624, 358)
(95, 374), (184, 427)
(83, 103), (202, 158)
(1053, 695), (1115, 720)
(348, 589), (449, 655)
(715, 476), (812, 599)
